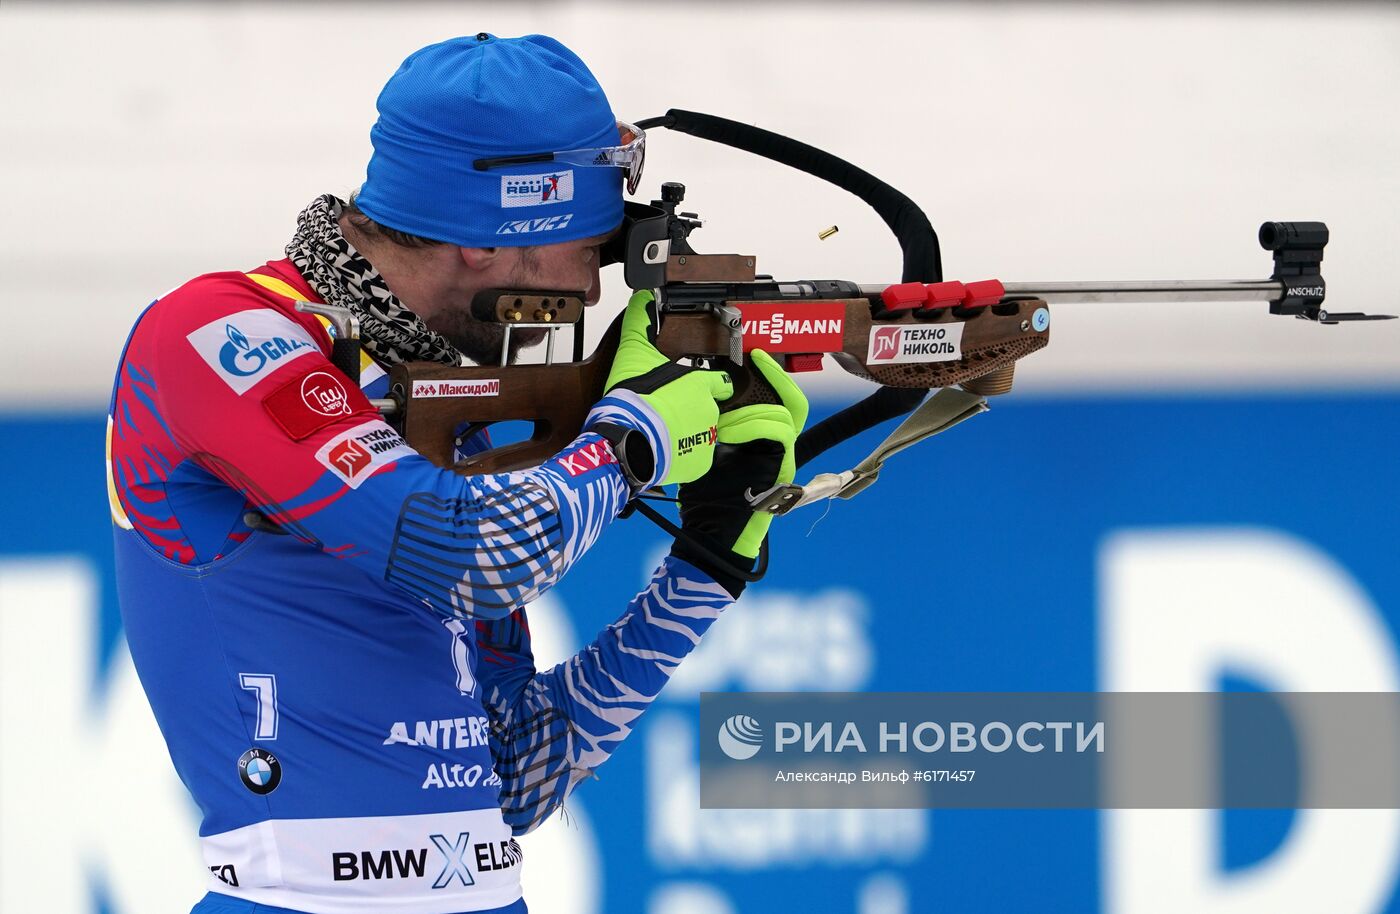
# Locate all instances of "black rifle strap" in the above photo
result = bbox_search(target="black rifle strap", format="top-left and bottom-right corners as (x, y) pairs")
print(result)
(637, 109), (945, 465)
(640, 109), (942, 286)
(795, 386), (928, 470)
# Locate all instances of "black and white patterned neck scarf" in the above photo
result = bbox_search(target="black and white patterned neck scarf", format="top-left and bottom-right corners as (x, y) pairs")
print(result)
(286, 194), (464, 367)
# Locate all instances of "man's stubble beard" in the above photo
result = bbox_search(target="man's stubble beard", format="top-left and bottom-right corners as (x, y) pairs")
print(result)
(424, 308), (542, 367)
(423, 248), (548, 366)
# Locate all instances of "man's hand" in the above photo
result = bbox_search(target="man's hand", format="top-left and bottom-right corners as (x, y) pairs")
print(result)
(585, 290), (733, 488)
(672, 349), (809, 596)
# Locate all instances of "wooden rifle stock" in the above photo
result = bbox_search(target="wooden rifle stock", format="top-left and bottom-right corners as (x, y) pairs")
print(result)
(386, 296), (1049, 475)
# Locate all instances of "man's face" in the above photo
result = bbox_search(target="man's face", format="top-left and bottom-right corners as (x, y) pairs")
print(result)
(425, 229), (616, 366)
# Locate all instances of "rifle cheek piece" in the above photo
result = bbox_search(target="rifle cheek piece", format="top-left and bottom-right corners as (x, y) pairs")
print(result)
(470, 289), (587, 324)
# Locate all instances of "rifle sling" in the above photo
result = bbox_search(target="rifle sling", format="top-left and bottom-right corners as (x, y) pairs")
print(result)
(748, 387), (989, 515)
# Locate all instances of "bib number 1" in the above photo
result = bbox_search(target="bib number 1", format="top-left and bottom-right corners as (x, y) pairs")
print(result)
(238, 673), (279, 741)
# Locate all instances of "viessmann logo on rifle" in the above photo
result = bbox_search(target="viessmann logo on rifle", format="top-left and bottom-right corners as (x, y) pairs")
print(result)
(739, 302), (845, 353)
(676, 426), (718, 456)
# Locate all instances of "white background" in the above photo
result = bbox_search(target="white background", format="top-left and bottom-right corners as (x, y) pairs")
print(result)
(1, 1), (1397, 410)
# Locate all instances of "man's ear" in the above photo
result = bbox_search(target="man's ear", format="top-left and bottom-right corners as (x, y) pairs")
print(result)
(458, 246), (500, 271)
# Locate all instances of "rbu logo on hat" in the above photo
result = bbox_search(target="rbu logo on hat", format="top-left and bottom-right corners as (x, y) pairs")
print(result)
(501, 171), (574, 208)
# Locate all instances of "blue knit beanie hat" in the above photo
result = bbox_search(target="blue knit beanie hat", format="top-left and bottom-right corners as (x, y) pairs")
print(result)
(356, 33), (623, 248)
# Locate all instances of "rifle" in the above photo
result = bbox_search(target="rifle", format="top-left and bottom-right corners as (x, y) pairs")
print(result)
(305, 109), (1393, 519)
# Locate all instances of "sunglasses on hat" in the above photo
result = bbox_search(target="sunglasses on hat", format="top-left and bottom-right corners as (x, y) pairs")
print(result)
(473, 122), (646, 195)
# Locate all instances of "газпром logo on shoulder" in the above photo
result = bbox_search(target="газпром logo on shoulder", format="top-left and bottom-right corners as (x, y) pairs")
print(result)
(186, 309), (318, 395)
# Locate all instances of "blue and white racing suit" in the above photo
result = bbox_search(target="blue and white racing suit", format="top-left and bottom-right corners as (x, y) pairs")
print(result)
(108, 259), (732, 913)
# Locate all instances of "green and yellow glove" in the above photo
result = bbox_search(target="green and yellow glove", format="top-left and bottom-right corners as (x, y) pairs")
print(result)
(585, 291), (733, 489)
(672, 349), (809, 596)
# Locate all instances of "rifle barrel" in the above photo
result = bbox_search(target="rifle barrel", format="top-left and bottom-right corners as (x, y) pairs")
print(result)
(858, 279), (1283, 304)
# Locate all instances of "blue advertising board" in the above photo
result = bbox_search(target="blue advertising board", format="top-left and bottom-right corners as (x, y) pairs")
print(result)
(3, 391), (1397, 914)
